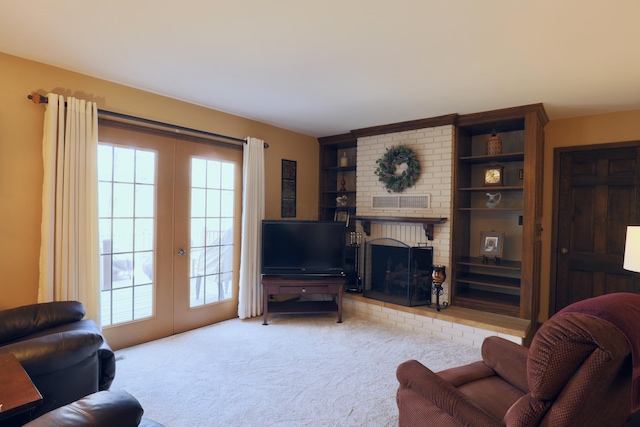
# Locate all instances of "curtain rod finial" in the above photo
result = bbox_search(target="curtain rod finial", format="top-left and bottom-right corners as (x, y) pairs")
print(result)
(28, 92), (48, 104)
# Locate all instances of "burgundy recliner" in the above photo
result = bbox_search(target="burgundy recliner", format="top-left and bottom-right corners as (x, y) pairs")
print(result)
(396, 293), (640, 426)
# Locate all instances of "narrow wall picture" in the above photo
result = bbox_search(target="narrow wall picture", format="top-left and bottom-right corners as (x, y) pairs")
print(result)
(281, 159), (297, 217)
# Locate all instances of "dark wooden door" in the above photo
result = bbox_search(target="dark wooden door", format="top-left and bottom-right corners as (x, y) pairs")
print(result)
(551, 143), (640, 315)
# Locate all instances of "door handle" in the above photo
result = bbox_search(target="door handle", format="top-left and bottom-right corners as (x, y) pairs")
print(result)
(560, 247), (569, 255)
(177, 249), (187, 256)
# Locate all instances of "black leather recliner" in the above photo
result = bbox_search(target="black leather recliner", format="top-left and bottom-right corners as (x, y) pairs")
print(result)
(23, 389), (164, 427)
(0, 301), (116, 419)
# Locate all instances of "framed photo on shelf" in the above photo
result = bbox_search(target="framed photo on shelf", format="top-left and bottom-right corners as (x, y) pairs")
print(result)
(479, 231), (504, 258)
(334, 209), (350, 227)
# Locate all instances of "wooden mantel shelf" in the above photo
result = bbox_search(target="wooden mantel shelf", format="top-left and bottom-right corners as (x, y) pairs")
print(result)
(352, 216), (447, 240)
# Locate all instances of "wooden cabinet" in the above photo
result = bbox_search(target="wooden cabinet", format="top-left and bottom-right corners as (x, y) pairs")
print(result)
(317, 133), (357, 224)
(261, 275), (345, 325)
(451, 104), (547, 319)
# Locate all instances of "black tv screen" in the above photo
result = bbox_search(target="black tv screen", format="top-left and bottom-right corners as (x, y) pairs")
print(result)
(261, 220), (346, 276)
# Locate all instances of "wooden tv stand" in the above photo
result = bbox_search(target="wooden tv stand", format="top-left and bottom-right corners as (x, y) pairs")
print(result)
(262, 275), (345, 325)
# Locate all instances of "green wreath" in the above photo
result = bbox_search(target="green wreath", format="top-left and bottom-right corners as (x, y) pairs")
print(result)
(374, 146), (421, 193)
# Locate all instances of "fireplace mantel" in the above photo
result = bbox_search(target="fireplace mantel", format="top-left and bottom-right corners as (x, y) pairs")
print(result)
(353, 216), (447, 240)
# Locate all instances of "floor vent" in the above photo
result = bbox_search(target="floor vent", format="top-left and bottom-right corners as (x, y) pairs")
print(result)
(371, 194), (430, 210)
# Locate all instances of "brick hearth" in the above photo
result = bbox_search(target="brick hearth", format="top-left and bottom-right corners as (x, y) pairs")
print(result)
(344, 293), (528, 347)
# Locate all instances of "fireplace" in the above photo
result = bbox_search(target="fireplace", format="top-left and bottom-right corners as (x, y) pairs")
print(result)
(363, 238), (433, 307)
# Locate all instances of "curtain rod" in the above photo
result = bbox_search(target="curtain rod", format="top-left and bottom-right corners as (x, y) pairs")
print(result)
(27, 92), (269, 148)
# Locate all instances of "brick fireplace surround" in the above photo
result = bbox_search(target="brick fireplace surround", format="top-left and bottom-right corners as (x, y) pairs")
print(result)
(342, 124), (528, 347)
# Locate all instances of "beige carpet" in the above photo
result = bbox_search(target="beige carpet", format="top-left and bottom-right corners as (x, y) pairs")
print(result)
(110, 312), (481, 427)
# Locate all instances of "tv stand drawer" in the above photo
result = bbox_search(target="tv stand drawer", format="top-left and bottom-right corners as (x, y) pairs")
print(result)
(275, 285), (330, 294)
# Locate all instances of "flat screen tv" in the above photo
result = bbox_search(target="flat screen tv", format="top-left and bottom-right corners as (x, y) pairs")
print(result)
(261, 220), (346, 276)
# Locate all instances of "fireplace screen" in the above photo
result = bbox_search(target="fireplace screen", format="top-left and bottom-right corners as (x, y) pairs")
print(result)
(363, 238), (433, 307)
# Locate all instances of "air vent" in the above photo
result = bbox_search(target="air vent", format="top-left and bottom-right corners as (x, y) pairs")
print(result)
(371, 195), (430, 210)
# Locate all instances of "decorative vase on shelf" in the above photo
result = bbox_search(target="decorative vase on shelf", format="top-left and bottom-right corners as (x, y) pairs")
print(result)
(485, 192), (502, 209)
(339, 175), (347, 191)
(340, 152), (349, 167)
(486, 129), (502, 155)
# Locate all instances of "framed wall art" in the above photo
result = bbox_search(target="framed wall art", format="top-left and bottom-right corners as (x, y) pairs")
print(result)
(281, 159), (297, 217)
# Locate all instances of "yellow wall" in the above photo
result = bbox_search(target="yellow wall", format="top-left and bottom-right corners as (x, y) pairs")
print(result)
(540, 109), (640, 321)
(0, 53), (319, 310)
(3, 52), (640, 320)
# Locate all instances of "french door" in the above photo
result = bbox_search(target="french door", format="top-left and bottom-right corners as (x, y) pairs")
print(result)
(97, 122), (242, 350)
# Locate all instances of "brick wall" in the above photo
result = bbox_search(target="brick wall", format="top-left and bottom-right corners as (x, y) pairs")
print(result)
(355, 125), (454, 303)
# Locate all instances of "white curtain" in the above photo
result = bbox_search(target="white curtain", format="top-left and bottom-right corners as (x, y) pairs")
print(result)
(238, 137), (265, 319)
(38, 94), (101, 324)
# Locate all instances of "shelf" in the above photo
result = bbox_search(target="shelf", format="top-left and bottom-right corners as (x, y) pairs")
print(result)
(459, 152), (524, 164)
(267, 300), (338, 315)
(353, 216), (447, 240)
(458, 207), (523, 211)
(454, 288), (521, 304)
(456, 273), (520, 290)
(323, 190), (357, 195)
(319, 205), (356, 212)
(457, 257), (521, 271)
(452, 289), (520, 317)
(452, 104), (547, 323)
(459, 186), (523, 192)
(318, 133), (357, 222)
(324, 165), (356, 172)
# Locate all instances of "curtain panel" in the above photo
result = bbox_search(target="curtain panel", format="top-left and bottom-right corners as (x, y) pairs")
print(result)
(238, 137), (265, 319)
(38, 94), (101, 324)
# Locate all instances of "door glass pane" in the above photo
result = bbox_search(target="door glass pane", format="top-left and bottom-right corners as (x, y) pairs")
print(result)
(98, 144), (157, 326)
(190, 157), (235, 307)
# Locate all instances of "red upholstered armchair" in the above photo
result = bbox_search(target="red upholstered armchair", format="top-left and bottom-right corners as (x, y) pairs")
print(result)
(396, 293), (640, 427)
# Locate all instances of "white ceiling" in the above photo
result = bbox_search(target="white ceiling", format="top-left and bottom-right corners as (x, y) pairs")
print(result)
(2, 1), (640, 137)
